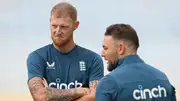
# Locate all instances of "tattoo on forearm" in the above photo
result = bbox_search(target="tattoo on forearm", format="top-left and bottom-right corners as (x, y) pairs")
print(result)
(28, 77), (45, 95)
(89, 80), (99, 91)
(28, 77), (87, 101)
(83, 88), (90, 95)
(45, 87), (80, 101)
(73, 81), (99, 101)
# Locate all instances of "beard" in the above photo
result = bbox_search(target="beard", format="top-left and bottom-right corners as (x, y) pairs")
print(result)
(107, 60), (119, 72)
(51, 35), (72, 47)
(52, 38), (68, 47)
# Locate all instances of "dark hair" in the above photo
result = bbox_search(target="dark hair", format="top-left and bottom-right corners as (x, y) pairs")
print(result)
(105, 24), (139, 50)
(51, 2), (77, 21)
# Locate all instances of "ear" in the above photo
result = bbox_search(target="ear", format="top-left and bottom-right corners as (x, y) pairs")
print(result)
(118, 41), (125, 55)
(74, 20), (79, 30)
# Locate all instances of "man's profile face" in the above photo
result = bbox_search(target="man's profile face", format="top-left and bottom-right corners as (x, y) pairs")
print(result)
(101, 36), (119, 71)
(50, 15), (79, 47)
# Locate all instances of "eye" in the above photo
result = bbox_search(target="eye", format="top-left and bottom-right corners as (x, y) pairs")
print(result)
(103, 46), (108, 50)
(52, 25), (57, 28)
(61, 25), (69, 29)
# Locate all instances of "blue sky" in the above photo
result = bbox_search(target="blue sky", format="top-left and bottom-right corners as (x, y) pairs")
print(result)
(0, 0), (179, 93)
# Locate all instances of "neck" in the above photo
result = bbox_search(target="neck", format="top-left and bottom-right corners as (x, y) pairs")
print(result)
(125, 52), (136, 57)
(53, 39), (75, 53)
(121, 45), (137, 59)
(119, 50), (137, 60)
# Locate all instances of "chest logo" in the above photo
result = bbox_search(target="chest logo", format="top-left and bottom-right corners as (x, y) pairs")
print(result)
(79, 60), (86, 71)
(46, 62), (55, 69)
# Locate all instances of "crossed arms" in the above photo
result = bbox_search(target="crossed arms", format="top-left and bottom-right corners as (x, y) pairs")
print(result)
(28, 77), (99, 101)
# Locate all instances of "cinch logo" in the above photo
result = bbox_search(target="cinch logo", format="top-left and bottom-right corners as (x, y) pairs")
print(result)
(133, 85), (167, 100)
(49, 78), (83, 89)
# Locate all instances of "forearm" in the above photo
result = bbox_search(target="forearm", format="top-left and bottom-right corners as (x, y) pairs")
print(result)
(75, 80), (99, 101)
(45, 87), (87, 101)
(28, 77), (46, 101)
(28, 77), (88, 101)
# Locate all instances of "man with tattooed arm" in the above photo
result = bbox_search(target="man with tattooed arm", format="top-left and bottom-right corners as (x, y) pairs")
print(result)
(26, 2), (104, 101)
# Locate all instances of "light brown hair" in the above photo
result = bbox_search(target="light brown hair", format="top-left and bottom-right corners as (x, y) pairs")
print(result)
(51, 2), (77, 21)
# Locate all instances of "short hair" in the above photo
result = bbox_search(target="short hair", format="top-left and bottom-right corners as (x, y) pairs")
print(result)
(105, 24), (139, 50)
(51, 2), (77, 21)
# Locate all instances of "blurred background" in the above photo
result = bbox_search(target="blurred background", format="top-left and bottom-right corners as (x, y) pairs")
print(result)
(0, 0), (179, 100)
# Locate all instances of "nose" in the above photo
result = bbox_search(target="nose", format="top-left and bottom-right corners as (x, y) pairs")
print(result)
(101, 50), (105, 57)
(56, 26), (61, 32)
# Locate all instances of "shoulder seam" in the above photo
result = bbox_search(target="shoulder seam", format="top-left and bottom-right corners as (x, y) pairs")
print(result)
(34, 51), (46, 62)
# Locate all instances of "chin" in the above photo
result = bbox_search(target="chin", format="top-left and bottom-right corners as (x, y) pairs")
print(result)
(107, 62), (118, 72)
(53, 40), (66, 47)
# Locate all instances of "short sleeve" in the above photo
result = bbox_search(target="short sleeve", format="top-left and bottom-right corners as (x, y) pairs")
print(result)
(95, 75), (119, 101)
(27, 51), (45, 82)
(89, 55), (104, 81)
